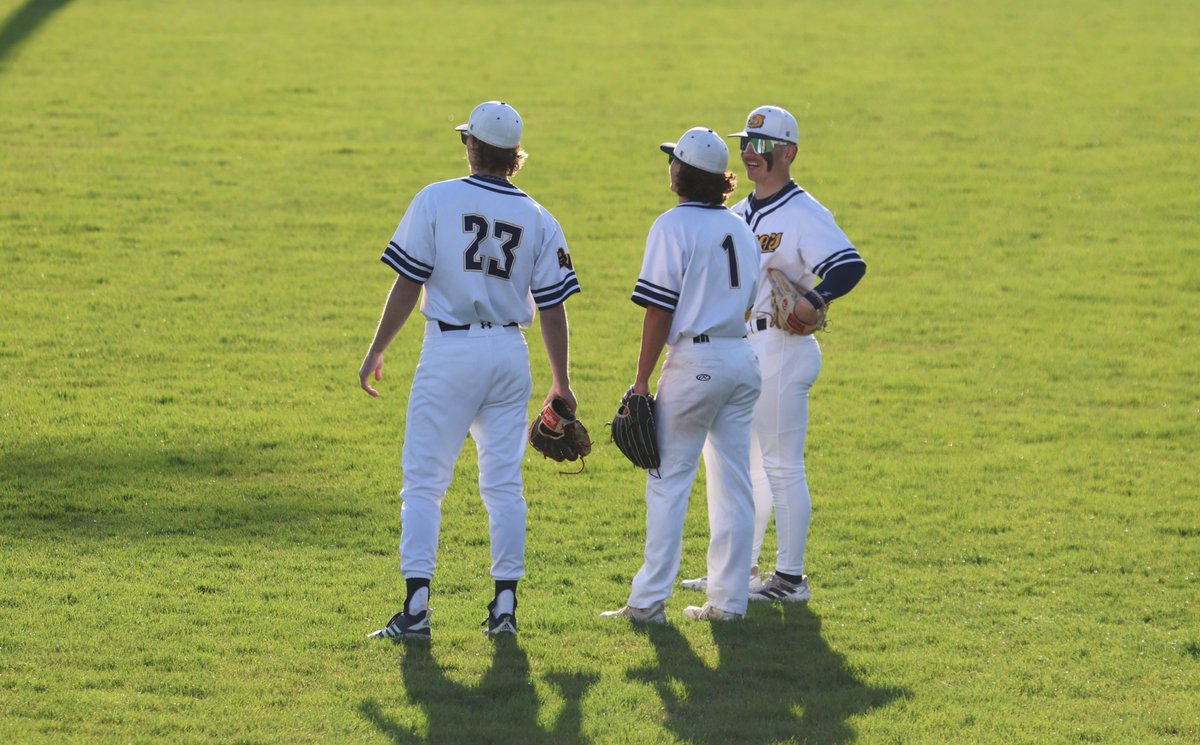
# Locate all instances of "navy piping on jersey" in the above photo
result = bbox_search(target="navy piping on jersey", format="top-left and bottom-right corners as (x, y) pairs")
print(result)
(382, 241), (433, 282)
(463, 175), (528, 198)
(744, 181), (804, 232)
(813, 247), (865, 278)
(676, 201), (727, 210)
(532, 273), (581, 308)
(631, 278), (680, 312)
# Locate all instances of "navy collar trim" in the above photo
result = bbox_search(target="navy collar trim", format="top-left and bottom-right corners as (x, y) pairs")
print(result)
(470, 173), (516, 188)
(464, 175), (527, 197)
(748, 180), (801, 212)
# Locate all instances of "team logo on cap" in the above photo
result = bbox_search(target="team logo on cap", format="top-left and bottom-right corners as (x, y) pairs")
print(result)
(747, 113), (766, 128)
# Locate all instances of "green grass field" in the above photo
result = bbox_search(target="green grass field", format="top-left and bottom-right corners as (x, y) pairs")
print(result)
(2, 0), (1198, 742)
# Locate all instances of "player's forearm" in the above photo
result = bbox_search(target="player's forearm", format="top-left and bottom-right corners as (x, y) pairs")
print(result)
(369, 276), (422, 353)
(634, 306), (673, 391)
(813, 258), (866, 304)
(538, 303), (572, 389)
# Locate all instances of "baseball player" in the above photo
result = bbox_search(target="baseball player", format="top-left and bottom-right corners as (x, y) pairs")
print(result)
(681, 105), (865, 602)
(600, 128), (761, 624)
(360, 101), (581, 640)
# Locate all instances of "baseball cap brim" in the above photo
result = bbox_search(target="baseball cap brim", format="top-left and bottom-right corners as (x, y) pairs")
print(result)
(660, 142), (676, 157)
(727, 130), (796, 143)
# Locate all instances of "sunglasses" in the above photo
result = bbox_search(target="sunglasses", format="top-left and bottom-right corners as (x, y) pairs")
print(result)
(460, 131), (469, 145)
(740, 137), (791, 155)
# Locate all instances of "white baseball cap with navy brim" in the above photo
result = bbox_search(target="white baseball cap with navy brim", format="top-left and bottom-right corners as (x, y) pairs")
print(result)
(455, 101), (523, 149)
(728, 105), (798, 144)
(659, 127), (729, 174)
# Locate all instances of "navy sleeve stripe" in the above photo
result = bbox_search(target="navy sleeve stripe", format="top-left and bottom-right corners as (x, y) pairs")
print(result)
(532, 274), (580, 304)
(531, 273), (578, 300)
(534, 277), (581, 308)
(631, 293), (675, 312)
(813, 248), (862, 276)
(815, 255), (866, 277)
(382, 244), (433, 282)
(632, 283), (679, 308)
(387, 242), (433, 271)
(634, 278), (680, 299)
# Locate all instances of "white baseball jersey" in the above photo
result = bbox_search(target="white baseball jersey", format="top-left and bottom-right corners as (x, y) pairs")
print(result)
(383, 174), (580, 324)
(730, 181), (862, 310)
(631, 202), (759, 344)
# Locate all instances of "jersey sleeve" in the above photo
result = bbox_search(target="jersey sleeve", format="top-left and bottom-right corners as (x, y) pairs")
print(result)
(631, 216), (684, 312)
(529, 212), (580, 309)
(801, 211), (864, 280)
(381, 187), (436, 283)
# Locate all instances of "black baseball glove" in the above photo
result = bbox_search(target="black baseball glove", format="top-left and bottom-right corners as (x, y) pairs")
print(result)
(529, 398), (592, 471)
(609, 387), (660, 471)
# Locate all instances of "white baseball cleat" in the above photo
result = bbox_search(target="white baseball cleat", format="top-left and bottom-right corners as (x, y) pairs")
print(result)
(682, 603), (743, 622)
(599, 601), (667, 624)
(680, 567), (762, 593)
(749, 573), (811, 603)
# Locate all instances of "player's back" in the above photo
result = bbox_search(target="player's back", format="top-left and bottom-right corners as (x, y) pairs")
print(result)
(402, 175), (566, 325)
(652, 202), (759, 343)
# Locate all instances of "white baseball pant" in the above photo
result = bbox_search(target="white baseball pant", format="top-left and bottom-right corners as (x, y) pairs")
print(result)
(748, 326), (821, 576)
(398, 322), (532, 581)
(627, 337), (761, 615)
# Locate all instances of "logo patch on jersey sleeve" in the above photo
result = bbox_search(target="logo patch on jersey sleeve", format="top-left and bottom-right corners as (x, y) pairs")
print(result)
(758, 233), (783, 253)
(557, 247), (573, 269)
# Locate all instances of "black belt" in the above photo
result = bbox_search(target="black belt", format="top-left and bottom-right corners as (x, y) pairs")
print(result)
(438, 321), (517, 332)
(692, 334), (748, 343)
(754, 318), (770, 331)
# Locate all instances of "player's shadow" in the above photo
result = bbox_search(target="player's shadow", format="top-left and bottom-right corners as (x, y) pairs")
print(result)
(0, 0), (74, 69)
(359, 637), (597, 744)
(631, 604), (907, 744)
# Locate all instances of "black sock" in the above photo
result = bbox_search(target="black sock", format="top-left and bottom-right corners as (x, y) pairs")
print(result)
(404, 578), (431, 615)
(776, 571), (805, 584)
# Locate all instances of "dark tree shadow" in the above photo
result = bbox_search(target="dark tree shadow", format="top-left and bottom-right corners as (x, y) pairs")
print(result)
(630, 604), (908, 744)
(360, 637), (598, 744)
(0, 0), (74, 69)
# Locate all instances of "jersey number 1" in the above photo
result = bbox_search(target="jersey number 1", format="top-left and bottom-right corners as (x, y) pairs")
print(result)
(721, 235), (741, 288)
(463, 215), (522, 280)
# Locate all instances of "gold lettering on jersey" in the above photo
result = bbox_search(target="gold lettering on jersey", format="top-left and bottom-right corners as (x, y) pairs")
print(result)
(747, 113), (766, 128)
(757, 233), (782, 253)
(557, 247), (573, 269)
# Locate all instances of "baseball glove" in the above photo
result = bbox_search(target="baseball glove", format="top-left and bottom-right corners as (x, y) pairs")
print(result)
(609, 387), (661, 472)
(767, 268), (828, 335)
(529, 397), (592, 472)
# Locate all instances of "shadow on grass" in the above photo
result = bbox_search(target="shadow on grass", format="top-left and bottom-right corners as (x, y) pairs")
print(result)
(360, 636), (597, 744)
(0, 440), (359, 542)
(0, 0), (74, 69)
(631, 604), (907, 744)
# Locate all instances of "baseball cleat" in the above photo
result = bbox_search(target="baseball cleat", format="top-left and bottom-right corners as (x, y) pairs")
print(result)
(598, 600), (667, 624)
(682, 603), (743, 622)
(680, 567), (763, 593)
(482, 597), (518, 637)
(368, 608), (431, 640)
(749, 573), (811, 603)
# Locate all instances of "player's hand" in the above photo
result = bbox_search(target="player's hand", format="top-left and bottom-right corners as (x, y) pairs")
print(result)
(542, 385), (577, 414)
(787, 296), (822, 332)
(359, 351), (385, 398)
(631, 380), (651, 397)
